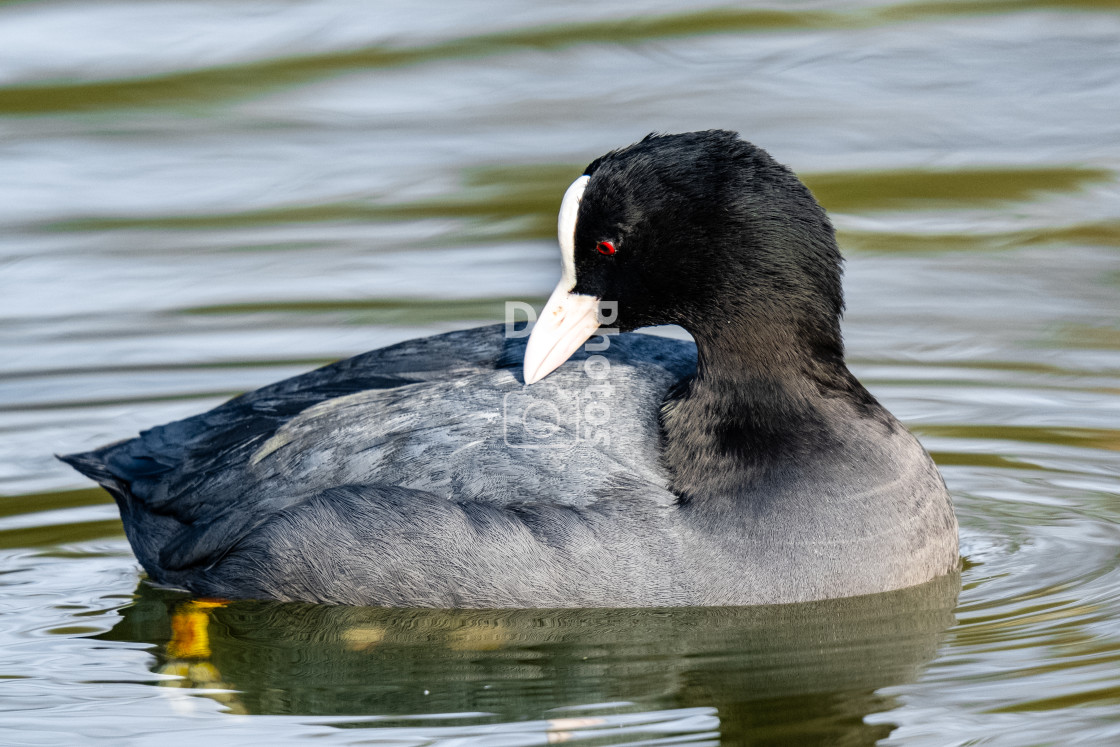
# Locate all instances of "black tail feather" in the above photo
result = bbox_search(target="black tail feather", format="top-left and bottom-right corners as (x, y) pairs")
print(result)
(57, 450), (117, 487)
(56, 448), (139, 513)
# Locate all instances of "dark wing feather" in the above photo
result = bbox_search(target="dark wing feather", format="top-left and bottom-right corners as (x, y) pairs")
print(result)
(59, 325), (696, 595)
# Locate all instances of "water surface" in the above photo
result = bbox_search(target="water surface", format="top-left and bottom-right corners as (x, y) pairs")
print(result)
(2, 0), (1119, 744)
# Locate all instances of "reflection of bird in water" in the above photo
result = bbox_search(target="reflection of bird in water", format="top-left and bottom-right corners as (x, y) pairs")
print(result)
(156, 599), (248, 715)
(99, 574), (959, 744)
(166, 598), (226, 659)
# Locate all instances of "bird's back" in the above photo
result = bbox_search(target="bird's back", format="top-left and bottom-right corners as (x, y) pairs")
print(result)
(61, 325), (696, 601)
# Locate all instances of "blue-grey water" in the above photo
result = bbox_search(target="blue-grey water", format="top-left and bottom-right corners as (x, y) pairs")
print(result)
(1, 1), (1119, 744)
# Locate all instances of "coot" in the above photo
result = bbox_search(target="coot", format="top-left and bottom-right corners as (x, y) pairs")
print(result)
(61, 130), (958, 607)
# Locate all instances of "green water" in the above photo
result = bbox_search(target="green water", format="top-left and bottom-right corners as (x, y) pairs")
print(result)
(1, 0), (1119, 744)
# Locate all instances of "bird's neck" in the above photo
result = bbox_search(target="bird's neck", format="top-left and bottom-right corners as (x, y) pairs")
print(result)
(660, 316), (856, 502)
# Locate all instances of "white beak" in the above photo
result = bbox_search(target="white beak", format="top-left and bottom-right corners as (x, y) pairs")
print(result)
(522, 281), (602, 385)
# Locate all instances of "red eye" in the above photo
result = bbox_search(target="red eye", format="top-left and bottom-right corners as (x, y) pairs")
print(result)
(596, 241), (616, 256)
